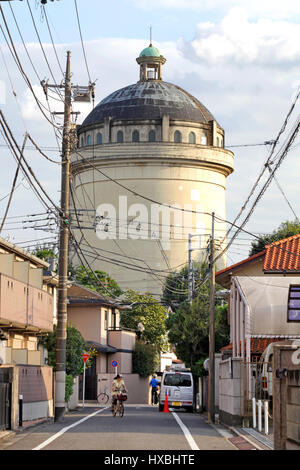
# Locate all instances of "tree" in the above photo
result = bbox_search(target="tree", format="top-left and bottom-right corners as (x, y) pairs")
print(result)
(120, 290), (168, 352)
(161, 265), (189, 309)
(72, 265), (123, 298)
(39, 325), (96, 402)
(132, 340), (160, 377)
(164, 261), (230, 370)
(32, 247), (57, 263)
(167, 294), (229, 369)
(249, 219), (300, 256)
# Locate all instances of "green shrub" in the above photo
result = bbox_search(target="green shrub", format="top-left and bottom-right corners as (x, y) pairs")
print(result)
(132, 341), (159, 377)
(65, 374), (74, 403)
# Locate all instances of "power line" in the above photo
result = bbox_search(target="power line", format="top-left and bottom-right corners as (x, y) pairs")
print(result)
(26, 0), (64, 102)
(0, 5), (61, 128)
(227, 87), (300, 235)
(42, 3), (64, 77)
(73, 0), (92, 83)
(0, 111), (61, 216)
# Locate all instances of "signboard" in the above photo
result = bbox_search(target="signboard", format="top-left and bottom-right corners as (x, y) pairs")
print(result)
(82, 353), (90, 364)
(111, 360), (118, 368)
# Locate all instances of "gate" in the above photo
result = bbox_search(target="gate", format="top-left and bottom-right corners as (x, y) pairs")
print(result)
(79, 356), (97, 401)
(243, 359), (273, 434)
(0, 368), (12, 431)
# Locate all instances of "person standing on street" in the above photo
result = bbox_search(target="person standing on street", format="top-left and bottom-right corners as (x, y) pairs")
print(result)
(149, 373), (159, 405)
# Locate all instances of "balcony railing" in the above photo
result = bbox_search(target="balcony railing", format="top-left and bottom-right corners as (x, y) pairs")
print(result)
(0, 273), (53, 332)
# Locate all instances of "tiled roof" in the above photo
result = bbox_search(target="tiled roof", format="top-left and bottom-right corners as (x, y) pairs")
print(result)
(264, 234), (300, 272)
(220, 338), (285, 354)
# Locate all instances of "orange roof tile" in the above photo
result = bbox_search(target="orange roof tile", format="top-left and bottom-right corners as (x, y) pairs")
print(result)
(264, 233), (300, 272)
(220, 338), (285, 354)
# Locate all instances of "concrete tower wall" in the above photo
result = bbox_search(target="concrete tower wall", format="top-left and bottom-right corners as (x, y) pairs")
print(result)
(71, 140), (234, 295)
(70, 45), (234, 296)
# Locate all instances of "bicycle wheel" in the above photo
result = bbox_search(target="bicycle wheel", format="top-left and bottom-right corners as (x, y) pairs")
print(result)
(120, 402), (124, 418)
(97, 392), (109, 405)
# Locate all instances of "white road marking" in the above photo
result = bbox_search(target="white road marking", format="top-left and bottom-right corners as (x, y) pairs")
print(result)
(32, 407), (109, 451)
(172, 412), (200, 451)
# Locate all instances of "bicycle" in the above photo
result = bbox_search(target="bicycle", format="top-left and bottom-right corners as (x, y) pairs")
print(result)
(97, 381), (110, 405)
(112, 393), (127, 417)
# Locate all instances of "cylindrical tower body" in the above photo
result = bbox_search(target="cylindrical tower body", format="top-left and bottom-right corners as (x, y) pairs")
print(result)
(71, 45), (234, 296)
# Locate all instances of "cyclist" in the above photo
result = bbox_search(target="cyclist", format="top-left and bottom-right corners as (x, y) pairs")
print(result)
(111, 374), (128, 413)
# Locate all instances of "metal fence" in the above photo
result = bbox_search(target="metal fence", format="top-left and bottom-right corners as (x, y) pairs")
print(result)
(242, 360), (273, 434)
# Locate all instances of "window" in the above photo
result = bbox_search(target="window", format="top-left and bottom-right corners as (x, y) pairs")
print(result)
(117, 130), (124, 143)
(132, 130), (140, 142)
(104, 310), (108, 330)
(288, 286), (300, 321)
(148, 130), (156, 142)
(80, 136), (85, 147)
(112, 310), (117, 329)
(216, 137), (220, 147)
(189, 132), (196, 144)
(174, 130), (182, 143)
(201, 134), (207, 145)
(163, 373), (192, 387)
(87, 134), (92, 146)
(97, 132), (102, 145)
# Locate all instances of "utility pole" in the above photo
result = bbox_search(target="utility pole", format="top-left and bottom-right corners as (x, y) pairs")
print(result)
(55, 51), (71, 421)
(208, 212), (215, 423)
(188, 234), (192, 302)
(42, 52), (94, 421)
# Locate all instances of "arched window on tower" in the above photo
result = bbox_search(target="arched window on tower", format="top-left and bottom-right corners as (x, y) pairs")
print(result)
(149, 130), (156, 142)
(201, 133), (207, 145)
(216, 137), (220, 147)
(97, 132), (102, 145)
(189, 132), (196, 144)
(117, 130), (124, 143)
(132, 130), (140, 142)
(87, 134), (92, 146)
(174, 130), (182, 143)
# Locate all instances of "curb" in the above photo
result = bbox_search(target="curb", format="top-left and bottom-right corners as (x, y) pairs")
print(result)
(226, 425), (265, 450)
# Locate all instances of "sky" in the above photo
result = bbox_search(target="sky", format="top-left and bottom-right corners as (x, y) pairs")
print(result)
(0, 0), (299, 268)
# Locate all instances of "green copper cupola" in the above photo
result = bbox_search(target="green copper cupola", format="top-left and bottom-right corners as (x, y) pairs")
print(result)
(136, 43), (166, 81)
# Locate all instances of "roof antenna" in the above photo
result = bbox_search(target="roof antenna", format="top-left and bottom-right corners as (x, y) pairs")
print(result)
(149, 25), (152, 46)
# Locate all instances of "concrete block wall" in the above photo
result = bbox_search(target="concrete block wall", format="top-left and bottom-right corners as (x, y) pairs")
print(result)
(219, 357), (244, 426)
(97, 373), (151, 404)
(67, 376), (79, 411)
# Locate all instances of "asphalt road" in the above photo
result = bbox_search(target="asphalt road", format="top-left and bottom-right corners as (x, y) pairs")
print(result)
(0, 405), (237, 451)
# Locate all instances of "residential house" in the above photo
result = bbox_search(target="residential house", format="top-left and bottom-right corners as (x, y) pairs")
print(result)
(215, 234), (300, 426)
(67, 284), (151, 405)
(0, 237), (54, 431)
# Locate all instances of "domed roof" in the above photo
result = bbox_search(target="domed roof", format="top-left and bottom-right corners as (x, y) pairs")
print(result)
(81, 81), (215, 127)
(139, 45), (161, 57)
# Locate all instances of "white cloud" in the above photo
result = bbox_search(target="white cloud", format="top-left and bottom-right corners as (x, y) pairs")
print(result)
(181, 8), (300, 66)
(127, 0), (300, 19)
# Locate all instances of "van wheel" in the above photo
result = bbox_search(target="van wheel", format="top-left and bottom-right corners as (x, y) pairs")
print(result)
(159, 404), (164, 412)
(185, 407), (194, 413)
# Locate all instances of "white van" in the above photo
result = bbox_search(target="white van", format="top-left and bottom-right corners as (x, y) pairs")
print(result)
(159, 369), (194, 412)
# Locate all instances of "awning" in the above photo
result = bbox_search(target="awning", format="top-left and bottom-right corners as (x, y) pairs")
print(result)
(86, 341), (117, 354)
